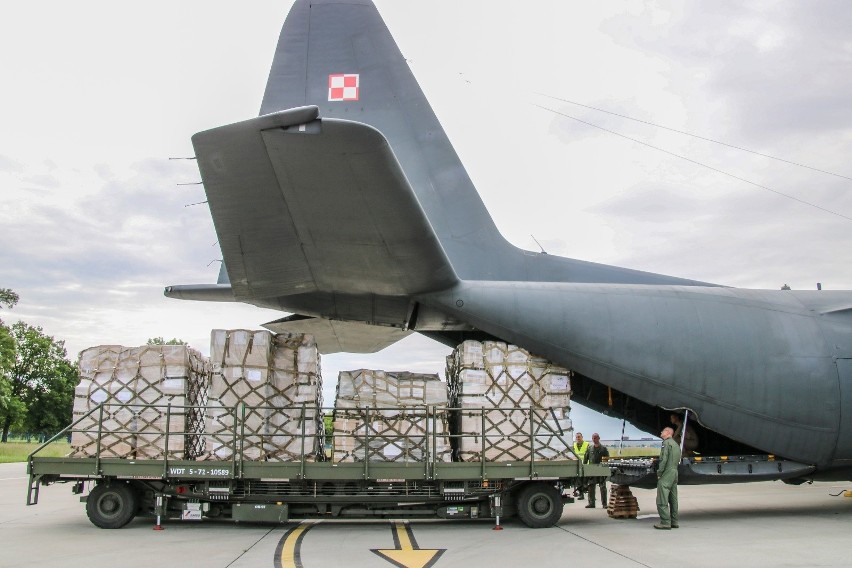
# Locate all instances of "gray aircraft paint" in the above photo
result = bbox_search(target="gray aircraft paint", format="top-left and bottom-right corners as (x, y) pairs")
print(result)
(258, 0), (713, 287)
(422, 283), (850, 467)
(167, 0), (852, 475)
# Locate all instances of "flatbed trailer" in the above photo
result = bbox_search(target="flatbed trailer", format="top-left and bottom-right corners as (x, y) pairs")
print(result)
(27, 403), (610, 529)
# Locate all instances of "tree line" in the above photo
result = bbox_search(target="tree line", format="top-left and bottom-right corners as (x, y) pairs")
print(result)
(0, 287), (186, 443)
(0, 288), (77, 442)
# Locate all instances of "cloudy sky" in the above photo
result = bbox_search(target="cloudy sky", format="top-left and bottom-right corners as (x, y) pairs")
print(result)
(2, 1), (851, 438)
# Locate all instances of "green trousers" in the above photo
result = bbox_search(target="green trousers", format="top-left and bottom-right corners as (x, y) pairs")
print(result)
(587, 481), (607, 506)
(656, 471), (679, 526)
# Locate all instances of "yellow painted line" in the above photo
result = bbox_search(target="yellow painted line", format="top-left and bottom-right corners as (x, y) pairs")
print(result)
(275, 521), (318, 568)
(372, 521), (446, 568)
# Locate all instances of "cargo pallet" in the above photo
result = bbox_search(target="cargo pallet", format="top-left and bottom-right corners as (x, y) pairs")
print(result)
(26, 403), (610, 529)
(606, 484), (640, 519)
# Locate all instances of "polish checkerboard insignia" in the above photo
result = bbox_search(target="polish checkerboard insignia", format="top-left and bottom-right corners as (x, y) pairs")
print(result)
(328, 73), (360, 101)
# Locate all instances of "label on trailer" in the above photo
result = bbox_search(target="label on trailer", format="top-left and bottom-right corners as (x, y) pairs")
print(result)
(438, 505), (473, 519)
(232, 503), (289, 522)
(168, 466), (231, 477)
(181, 510), (202, 521)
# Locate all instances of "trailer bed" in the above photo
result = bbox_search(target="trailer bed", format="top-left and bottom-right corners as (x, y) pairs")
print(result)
(27, 403), (610, 529)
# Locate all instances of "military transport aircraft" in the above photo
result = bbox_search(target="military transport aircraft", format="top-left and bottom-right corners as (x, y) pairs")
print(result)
(166, 0), (852, 483)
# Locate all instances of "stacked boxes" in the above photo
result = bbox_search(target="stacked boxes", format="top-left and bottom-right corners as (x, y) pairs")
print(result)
(446, 341), (573, 462)
(68, 335), (574, 466)
(71, 346), (133, 458)
(333, 370), (452, 463)
(204, 330), (323, 461)
(70, 345), (209, 459)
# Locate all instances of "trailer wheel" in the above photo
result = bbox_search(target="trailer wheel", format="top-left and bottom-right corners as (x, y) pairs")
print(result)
(86, 483), (139, 529)
(517, 483), (563, 528)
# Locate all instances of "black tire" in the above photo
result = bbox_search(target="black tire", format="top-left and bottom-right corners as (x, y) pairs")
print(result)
(516, 483), (564, 528)
(86, 482), (139, 529)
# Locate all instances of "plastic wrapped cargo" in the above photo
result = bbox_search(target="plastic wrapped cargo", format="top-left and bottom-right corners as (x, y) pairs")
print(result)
(70, 344), (209, 459)
(204, 330), (323, 462)
(333, 370), (452, 463)
(447, 341), (574, 462)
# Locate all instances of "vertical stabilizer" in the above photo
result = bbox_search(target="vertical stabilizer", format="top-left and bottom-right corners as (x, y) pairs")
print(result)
(260, 0), (513, 279)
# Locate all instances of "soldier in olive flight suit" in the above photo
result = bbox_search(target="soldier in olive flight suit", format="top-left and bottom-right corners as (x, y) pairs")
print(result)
(654, 426), (681, 530)
(584, 433), (610, 508)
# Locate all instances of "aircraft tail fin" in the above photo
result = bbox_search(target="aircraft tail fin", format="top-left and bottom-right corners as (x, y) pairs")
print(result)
(260, 0), (512, 280)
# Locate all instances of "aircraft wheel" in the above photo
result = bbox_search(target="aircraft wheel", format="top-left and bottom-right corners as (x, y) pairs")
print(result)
(516, 482), (563, 528)
(86, 482), (139, 529)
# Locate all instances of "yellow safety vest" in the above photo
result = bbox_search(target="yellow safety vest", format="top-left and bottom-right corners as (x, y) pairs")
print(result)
(573, 441), (589, 460)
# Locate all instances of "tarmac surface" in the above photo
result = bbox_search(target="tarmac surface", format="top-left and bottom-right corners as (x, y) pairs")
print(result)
(3, 461), (850, 568)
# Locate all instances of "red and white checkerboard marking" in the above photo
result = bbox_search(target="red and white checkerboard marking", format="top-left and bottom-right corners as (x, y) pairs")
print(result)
(328, 73), (360, 101)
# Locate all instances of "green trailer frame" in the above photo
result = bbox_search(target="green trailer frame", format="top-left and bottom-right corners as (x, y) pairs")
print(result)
(27, 403), (610, 529)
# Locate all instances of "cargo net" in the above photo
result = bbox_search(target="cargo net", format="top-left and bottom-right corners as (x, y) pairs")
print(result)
(333, 410), (451, 463)
(332, 370), (452, 463)
(446, 340), (574, 462)
(452, 407), (573, 461)
(70, 344), (210, 459)
(204, 404), (322, 461)
(202, 330), (324, 462)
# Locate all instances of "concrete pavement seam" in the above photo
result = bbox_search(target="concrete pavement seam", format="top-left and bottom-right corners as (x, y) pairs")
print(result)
(223, 525), (277, 568)
(555, 525), (654, 568)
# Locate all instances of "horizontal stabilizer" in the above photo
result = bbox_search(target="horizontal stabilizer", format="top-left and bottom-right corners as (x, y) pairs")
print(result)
(164, 284), (234, 302)
(193, 110), (458, 302)
(263, 314), (410, 354)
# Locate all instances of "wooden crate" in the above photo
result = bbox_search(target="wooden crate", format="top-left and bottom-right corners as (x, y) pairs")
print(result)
(607, 484), (640, 519)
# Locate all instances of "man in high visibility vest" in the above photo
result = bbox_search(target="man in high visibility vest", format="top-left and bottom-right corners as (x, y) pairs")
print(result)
(573, 432), (590, 500)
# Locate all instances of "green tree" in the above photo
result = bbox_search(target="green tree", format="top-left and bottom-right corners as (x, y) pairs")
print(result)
(23, 361), (76, 441)
(0, 287), (19, 369)
(0, 324), (13, 380)
(0, 288), (19, 309)
(1, 322), (76, 442)
(147, 337), (187, 346)
(0, 375), (25, 440)
(0, 288), (20, 437)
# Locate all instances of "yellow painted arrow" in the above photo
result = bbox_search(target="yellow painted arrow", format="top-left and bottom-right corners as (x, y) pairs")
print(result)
(372, 521), (445, 568)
